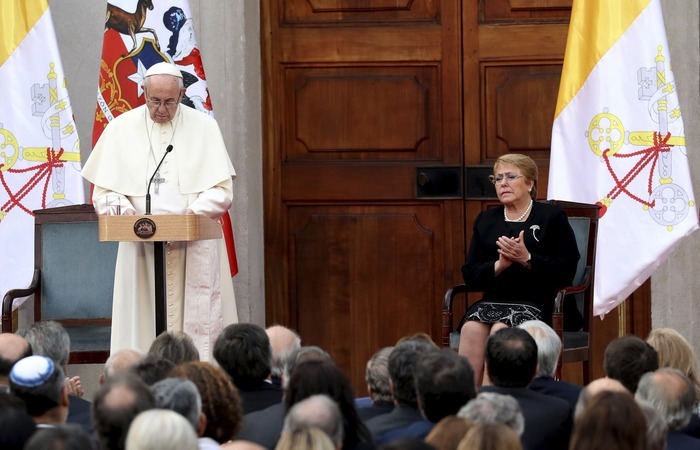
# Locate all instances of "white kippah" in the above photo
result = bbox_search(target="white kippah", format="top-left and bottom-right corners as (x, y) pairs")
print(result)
(145, 62), (183, 79)
(10, 355), (55, 388)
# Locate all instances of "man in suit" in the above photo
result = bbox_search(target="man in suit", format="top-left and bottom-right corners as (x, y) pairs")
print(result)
(17, 321), (93, 434)
(635, 368), (700, 449)
(10, 355), (69, 426)
(356, 346), (394, 421)
(266, 325), (301, 388)
(213, 323), (283, 414)
(381, 348), (477, 443)
(518, 320), (582, 410)
(480, 327), (571, 450)
(603, 334), (658, 393)
(364, 338), (438, 444)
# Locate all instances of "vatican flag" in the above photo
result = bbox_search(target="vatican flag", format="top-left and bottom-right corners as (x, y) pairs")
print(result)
(0, 1), (85, 308)
(549, 0), (698, 316)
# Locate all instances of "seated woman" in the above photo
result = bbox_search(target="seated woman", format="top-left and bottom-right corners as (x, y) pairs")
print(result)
(457, 153), (579, 384)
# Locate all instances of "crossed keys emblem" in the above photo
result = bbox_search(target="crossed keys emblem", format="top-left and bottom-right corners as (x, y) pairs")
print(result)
(0, 63), (80, 221)
(584, 46), (694, 230)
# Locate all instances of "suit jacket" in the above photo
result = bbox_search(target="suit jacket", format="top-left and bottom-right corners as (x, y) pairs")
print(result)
(666, 430), (700, 450)
(236, 403), (285, 449)
(380, 419), (434, 444)
(365, 404), (424, 444)
(480, 385), (572, 450)
(357, 401), (394, 422)
(528, 376), (582, 412)
(67, 396), (93, 436)
(237, 381), (283, 415)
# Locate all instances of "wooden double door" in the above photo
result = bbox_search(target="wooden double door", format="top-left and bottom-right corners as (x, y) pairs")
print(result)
(261, 0), (640, 392)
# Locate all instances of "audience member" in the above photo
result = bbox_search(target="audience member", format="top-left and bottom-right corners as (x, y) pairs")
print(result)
(172, 361), (244, 444)
(18, 321), (93, 432)
(424, 416), (473, 450)
(518, 320), (581, 409)
(10, 355), (69, 425)
(151, 377), (207, 448)
(213, 323), (283, 414)
(126, 409), (199, 450)
(148, 331), (200, 364)
(24, 423), (95, 450)
(636, 399), (668, 450)
(635, 368), (700, 449)
(382, 349), (476, 443)
(569, 390), (646, 450)
(646, 327), (700, 437)
(457, 423), (523, 450)
(457, 392), (524, 436)
(480, 327), (571, 450)
(0, 392), (36, 450)
(603, 334), (658, 393)
(572, 376), (627, 420)
(275, 426), (336, 450)
(377, 438), (436, 450)
(99, 349), (144, 385)
(365, 339), (438, 444)
(0, 333), (32, 390)
(285, 359), (372, 449)
(356, 346), (394, 421)
(283, 394), (344, 448)
(129, 353), (175, 386)
(236, 345), (332, 449)
(266, 325), (301, 387)
(92, 374), (155, 450)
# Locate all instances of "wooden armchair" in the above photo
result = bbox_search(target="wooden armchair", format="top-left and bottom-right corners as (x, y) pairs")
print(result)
(1, 204), (118, 364)
(441, 200), (600, 383)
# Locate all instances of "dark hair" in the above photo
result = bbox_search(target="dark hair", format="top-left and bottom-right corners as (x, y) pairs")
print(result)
(148, 331), (199, 365)
(213, 323), (272, 388)
(0, 393), (36, 450)
(129, 354), (176, 386)
(172, 362), (243, 442)
(604, 335), (659, 393)
(378, 438), (436, 450)
(388, 339), (438, 407)
(24, 424), (95, 450)
(92, 374), (155, 450)
(569, 390), (646, 450)
(285, 360), (372, 448)
(414, 349), (476, 422)
(485, 328), (537, 387)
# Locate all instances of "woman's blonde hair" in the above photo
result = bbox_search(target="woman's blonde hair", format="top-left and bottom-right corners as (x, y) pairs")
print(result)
(275, 427), (336, 450)
(426, 416), (474, 450)
(647, 328), (700, 400)
(494, 154), (538, 200)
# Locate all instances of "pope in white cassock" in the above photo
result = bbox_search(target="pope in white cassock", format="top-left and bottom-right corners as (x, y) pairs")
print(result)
(82, 62), (238, 361)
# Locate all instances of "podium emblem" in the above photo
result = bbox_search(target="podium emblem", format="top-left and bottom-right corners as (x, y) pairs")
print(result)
(134, 217), (157, 239)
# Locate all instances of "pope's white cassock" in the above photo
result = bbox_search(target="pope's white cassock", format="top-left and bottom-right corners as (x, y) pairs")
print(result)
(82, 99), (238, 361)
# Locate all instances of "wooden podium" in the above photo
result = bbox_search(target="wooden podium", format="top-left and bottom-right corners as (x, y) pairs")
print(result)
(98, 214), (222, 335)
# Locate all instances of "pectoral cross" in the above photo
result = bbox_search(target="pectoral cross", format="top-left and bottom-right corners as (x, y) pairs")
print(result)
(153, 172), (165, 194)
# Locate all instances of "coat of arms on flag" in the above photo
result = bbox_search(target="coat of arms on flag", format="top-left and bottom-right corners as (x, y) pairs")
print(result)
(549, 0), (698, 317)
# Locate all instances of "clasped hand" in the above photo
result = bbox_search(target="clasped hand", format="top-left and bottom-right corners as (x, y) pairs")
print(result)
(496, 230), (529, 268)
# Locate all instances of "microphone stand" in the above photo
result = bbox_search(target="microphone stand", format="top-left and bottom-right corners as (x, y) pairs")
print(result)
(145, 145), (173, 215)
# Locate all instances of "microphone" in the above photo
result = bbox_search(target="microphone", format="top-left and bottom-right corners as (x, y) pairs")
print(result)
(145, 144), (173, 215)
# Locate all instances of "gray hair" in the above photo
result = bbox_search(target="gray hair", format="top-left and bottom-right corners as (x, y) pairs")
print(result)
(17, 321), (70, 368)
(518, 320), (561, 378)
(635, 368), (696, 431)
(365, 347), (393, 403)
(266, 325), (302, 379)
(126, 409), (198, 450)
(457, 392), (525, 436)
(282, 346), (331, 390)
(283, 394), (344, 446)
(151, 378), (202, 430)
(636, 399), (668, 450)
(104, 349), (145, 381)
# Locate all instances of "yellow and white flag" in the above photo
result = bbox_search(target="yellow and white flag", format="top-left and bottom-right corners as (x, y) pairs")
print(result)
(0, 1), (85, 305)
(549, 0), (698, 316)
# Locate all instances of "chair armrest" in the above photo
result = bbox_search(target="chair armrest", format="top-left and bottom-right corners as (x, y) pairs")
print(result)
(442, 284), (469, 348)
(2, 269), (40, 332)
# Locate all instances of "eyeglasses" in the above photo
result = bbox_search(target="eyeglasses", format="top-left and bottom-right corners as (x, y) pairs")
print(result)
(146, 98), (179, 109)
(489, 174), (524, 185)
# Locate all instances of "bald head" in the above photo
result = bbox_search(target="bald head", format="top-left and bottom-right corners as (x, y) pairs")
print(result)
(574, 377), (628, 420)
(266, 325), (301, 380)
(0, 334), (32, 385)
(101, 349), (145, 384)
